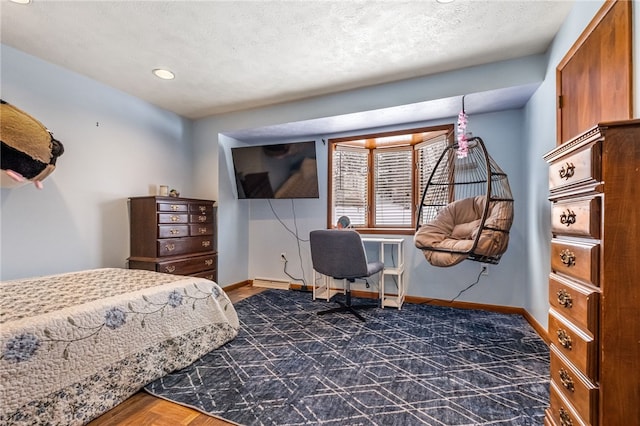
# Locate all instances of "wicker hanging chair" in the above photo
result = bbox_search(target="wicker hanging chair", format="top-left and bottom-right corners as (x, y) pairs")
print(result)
(414, 136), (514, 267)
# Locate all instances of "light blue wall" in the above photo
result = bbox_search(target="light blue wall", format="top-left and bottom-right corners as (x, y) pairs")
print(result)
(205, 104), (528, 309)
(195, 56), (545, 301)
(522, 0), (611, 326)
(0, 45), (194, 280)
(2, 1), (636, 331)
(244, 110), (526, 307)
(193, 0), (637, 330)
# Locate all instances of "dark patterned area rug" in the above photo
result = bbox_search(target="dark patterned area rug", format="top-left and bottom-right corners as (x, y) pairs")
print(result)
(145, 289), (549, 426)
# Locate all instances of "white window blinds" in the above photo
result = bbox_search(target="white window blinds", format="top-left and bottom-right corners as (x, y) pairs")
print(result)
(332, 146), (368, 226)
(415, 134), (448, 224)
(330, 128), (452, 230)
(374, 147), (413, 226)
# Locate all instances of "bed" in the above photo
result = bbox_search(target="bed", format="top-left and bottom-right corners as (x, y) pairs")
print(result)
(0, 268), (239, 425)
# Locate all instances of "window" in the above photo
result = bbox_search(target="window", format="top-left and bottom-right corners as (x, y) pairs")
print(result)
(328, 125), (453, 234)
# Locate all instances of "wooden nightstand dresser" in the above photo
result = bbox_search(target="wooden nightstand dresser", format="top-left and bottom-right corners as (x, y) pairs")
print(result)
(128, 196), (217, 282)
(543, 120), (640, 426)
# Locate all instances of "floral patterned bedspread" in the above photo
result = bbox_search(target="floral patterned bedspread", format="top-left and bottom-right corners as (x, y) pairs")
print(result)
(0, 268), (239, 425)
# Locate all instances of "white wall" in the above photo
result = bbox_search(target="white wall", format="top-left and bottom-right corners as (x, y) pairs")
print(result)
(0, 45), (194, 280)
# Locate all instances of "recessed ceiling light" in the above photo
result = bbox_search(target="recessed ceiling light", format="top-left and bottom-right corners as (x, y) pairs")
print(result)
(9, 0), (31, 4)
(152, 69), (175, 80)
(436, 0), (454, 3)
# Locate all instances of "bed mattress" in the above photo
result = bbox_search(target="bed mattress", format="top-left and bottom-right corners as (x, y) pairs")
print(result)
(0, 268), (239, 425)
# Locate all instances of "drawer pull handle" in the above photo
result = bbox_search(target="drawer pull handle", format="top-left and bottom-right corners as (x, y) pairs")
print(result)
(559, 368), (575, 392)
(557, 289), (573, 308)
(202, 240), (211, 248)
(198, 206), (207, 213)
(164, 243), (175, 252)
(559, 209), (576, 226)
(205, 259), (213, 266)
(170, 228), (180, 235)
(205, 274), (214, 280)
(559, 407), (573, 426)
(198, 215), (207, 222)
(198, 227), (208, 234)
(170, 215), (180, 222)
(164, 266), (176, 273)
(170, 204), (180, 211)
(559, 162), (575, 180)
(557, 329), (572, 350)
(560, 249), (576, 267)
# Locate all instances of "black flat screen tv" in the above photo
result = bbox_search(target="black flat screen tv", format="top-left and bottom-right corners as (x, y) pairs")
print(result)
(231, 141), (319, 199)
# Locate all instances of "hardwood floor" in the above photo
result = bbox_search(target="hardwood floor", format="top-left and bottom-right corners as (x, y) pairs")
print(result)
(88, 285), (266, 426)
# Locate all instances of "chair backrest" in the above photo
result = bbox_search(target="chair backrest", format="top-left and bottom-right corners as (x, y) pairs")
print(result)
(309, 229), (369, 279)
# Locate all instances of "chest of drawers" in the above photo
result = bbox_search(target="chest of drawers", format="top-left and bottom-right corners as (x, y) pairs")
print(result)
(543, 120), (640, 426)
(128, 196), (217, 282)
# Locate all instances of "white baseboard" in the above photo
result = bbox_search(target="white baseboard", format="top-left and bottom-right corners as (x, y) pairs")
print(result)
(252, 277), (290, 290)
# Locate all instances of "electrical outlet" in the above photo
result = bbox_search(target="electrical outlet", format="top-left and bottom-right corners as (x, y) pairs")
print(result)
(480, 264), (489, 276)
(280, 253), (287, 262)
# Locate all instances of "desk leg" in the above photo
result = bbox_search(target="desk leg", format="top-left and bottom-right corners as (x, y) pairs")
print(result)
(313, 271), (344, 302)
(379, 242), (404, 310)
(379, 242), (385, 309)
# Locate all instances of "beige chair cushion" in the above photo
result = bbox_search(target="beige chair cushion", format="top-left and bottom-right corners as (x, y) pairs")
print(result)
(414, 196), (513, 267)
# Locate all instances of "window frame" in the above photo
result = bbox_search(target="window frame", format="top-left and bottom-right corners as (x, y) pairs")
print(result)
(327, 124), (454, 235)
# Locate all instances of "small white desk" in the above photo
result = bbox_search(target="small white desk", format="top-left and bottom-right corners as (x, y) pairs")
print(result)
(362, 237), (405, 309)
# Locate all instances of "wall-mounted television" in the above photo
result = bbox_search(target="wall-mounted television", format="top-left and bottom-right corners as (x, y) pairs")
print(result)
(231, 141), (319, 199)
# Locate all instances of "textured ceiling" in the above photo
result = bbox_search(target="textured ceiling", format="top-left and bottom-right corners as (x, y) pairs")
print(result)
(1, 0), (574, 123)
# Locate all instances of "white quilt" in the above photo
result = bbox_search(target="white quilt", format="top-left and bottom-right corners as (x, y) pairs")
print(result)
(0, 268), (239, 425)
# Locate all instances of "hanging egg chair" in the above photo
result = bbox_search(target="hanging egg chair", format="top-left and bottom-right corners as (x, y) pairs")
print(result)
(414, 136), (514, 267)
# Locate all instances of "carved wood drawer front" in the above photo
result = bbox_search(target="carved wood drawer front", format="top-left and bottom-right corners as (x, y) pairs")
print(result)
(189, 203), (214, 215)
(191, 269), (217, 281)
(157, 202), (189, 212)
(157, 253), (217, 275)
(158, 225), (189, 239)
(550, 239), (599, 286)
(189, 214), (213, 224)
(548, 142), (601, 193)
(156, 236), (214, 257)
(544, 120), (640, 425)
(549, 274), (598, 335)
(189, 224), (213, 236)
(549, 309), (597, 381)
(158, 213), (189, 224)
(551, 197), (601, 238)
(129, 196), (218, 283)
(549, 381), (589, 426)
(550, 344), (598, 425)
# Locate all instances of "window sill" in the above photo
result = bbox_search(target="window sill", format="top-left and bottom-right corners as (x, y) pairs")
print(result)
(341, 227), (415, 236)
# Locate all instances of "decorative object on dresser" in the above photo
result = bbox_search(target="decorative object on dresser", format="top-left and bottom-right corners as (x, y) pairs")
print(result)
(128, 196), (217, 282)
(543, 120), (640, 426)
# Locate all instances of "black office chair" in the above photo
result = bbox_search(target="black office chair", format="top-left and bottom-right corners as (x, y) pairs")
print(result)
(309, 229), (384, 321)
